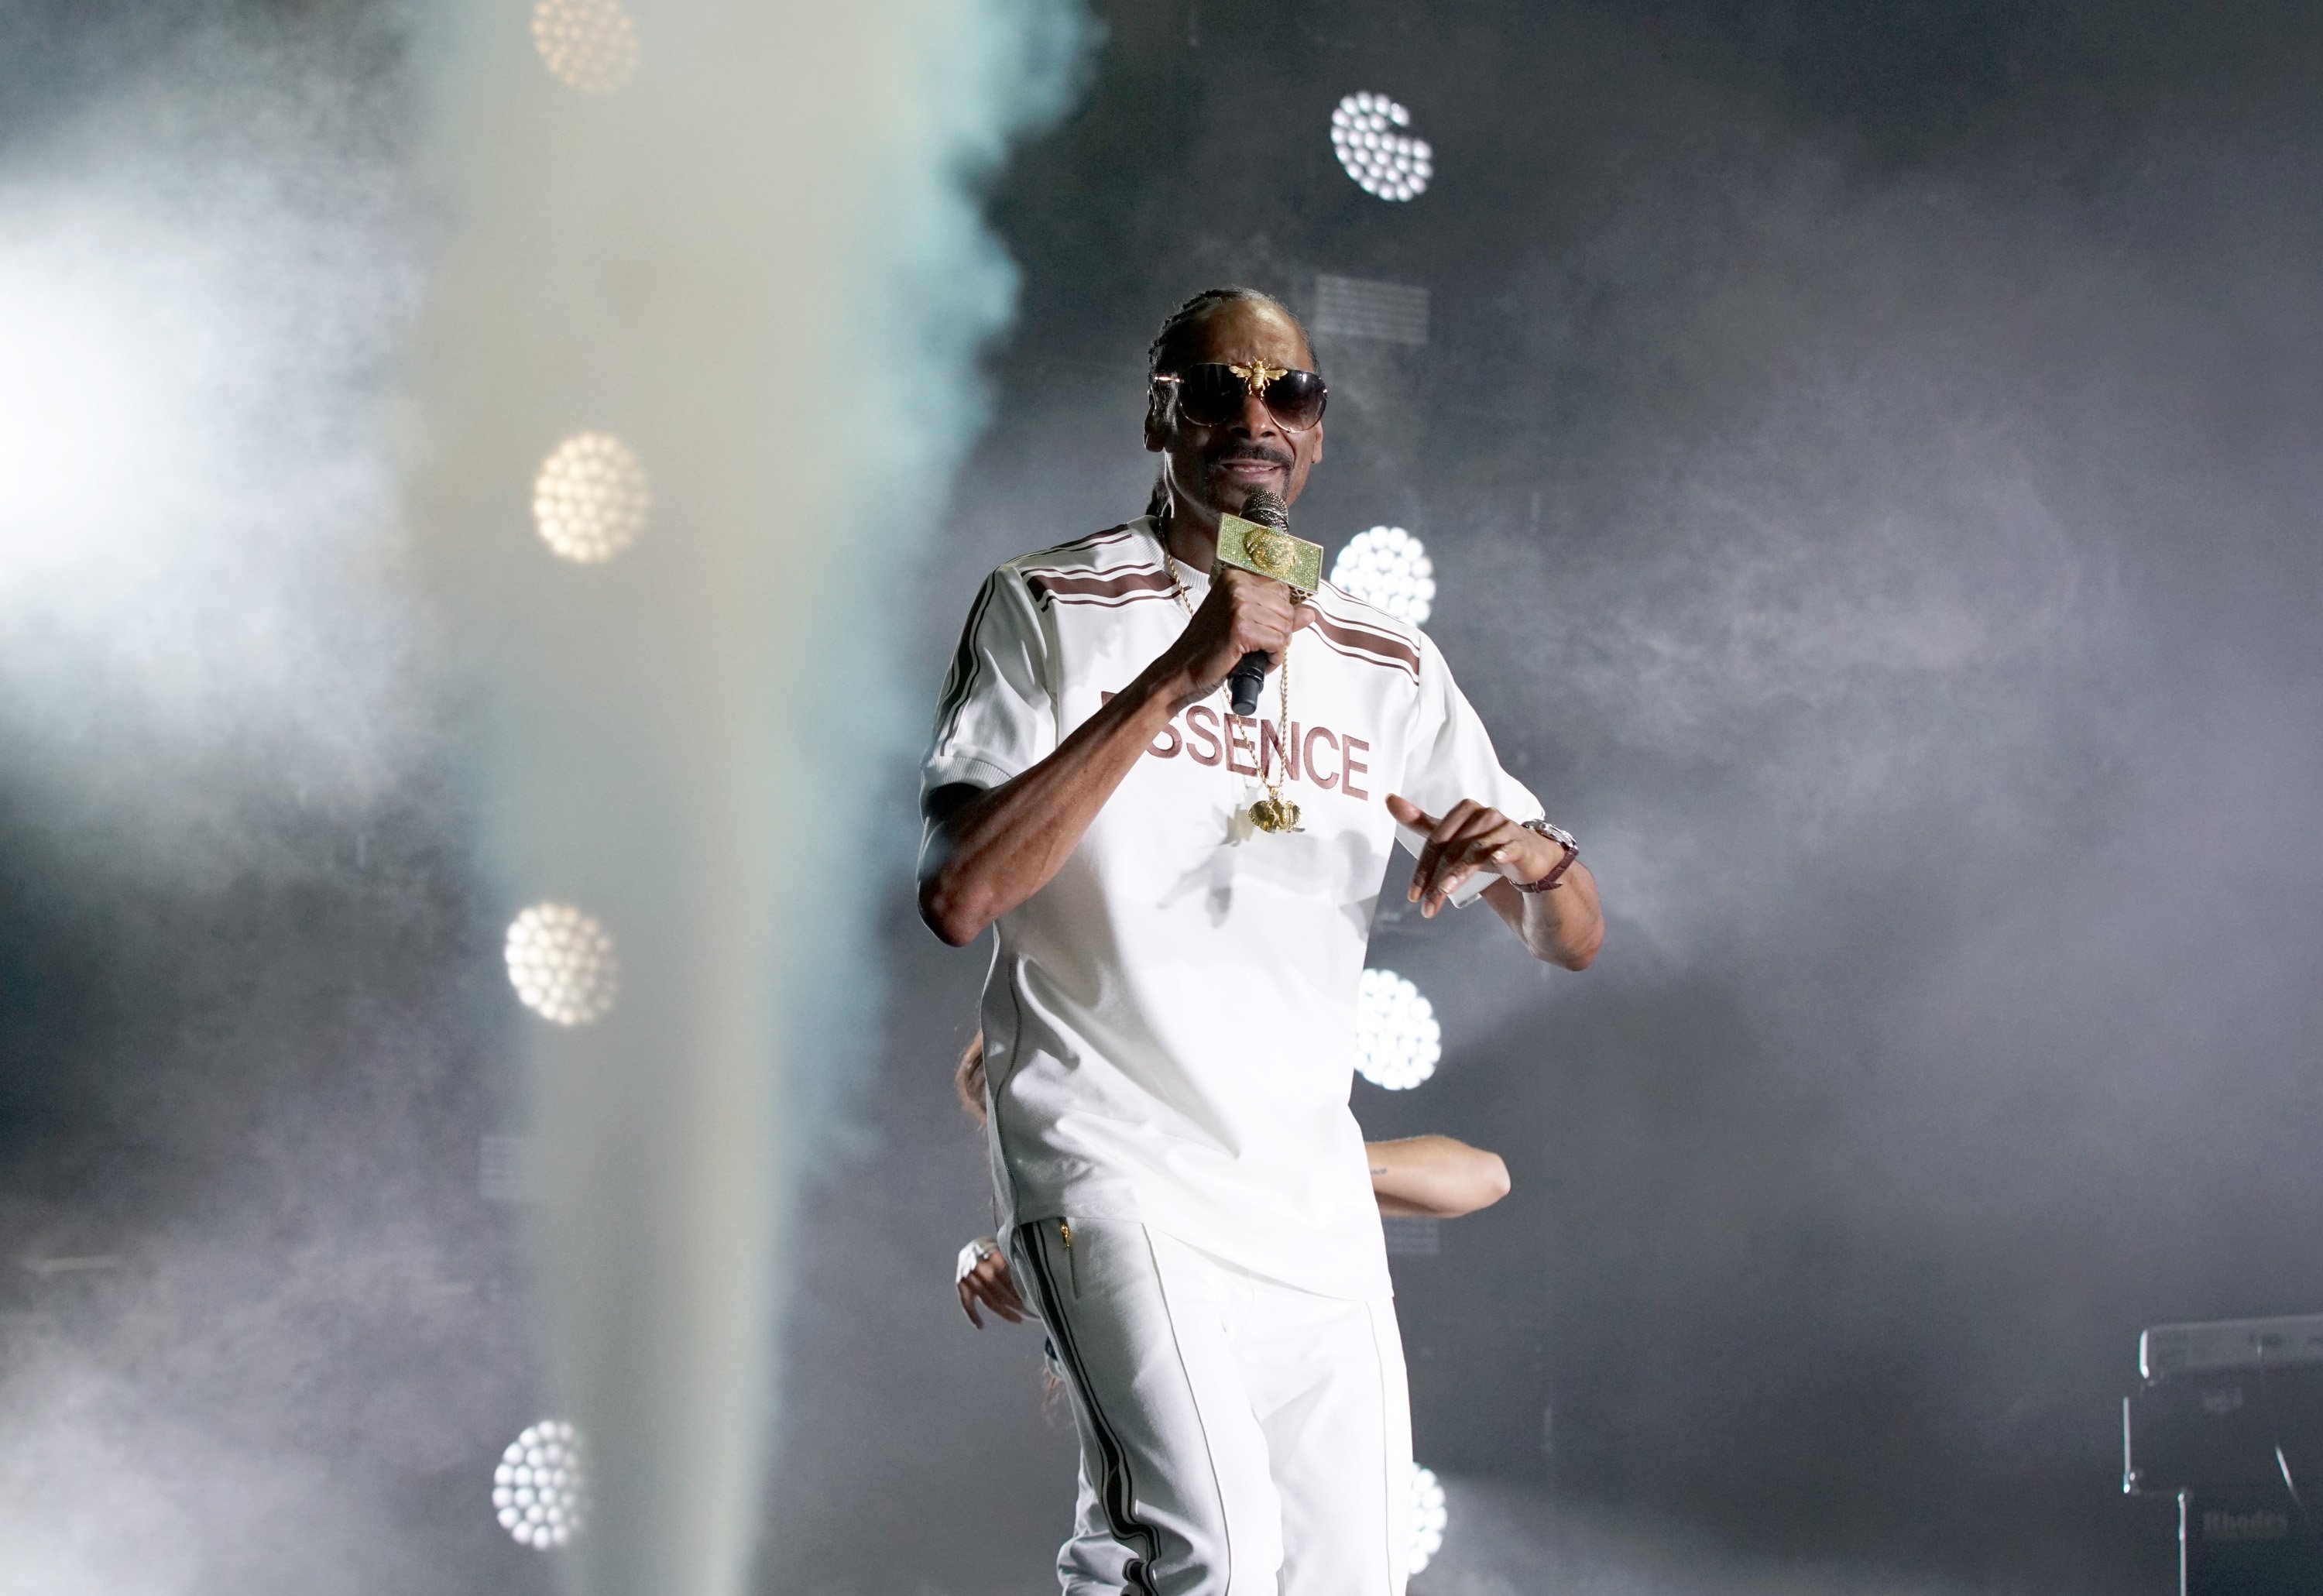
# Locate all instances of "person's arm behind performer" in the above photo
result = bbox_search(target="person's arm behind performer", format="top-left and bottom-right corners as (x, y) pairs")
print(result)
(956, 1020), (1509, 1326)
(958, 1137), (1508, 1325)
(1365, 1135), (1510, 1218)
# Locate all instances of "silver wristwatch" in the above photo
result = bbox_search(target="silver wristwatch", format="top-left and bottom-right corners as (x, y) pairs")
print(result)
(1516, 819), (1579, 893)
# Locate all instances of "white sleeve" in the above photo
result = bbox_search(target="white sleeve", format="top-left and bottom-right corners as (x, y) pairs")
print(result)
(921, 565), (1057, 798)
(1395, 632), (1544, 826)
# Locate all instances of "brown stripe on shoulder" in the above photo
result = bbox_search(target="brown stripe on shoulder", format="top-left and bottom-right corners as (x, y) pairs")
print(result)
(1024, 565), (1178, 607)
(1026, 522), (1144, 564)
(1307, 628), (1421, 680)
(1049, 589), (1178, 610)
(1306, 611), (1420, 678)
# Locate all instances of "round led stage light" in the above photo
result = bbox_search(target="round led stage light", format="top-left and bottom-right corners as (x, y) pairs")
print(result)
(534, 432), (650, 562)
(532, 0), (641, 94)
(505, 902), (619, 1027)
(1407, 1462), (1449, 1574)
(1330, 526), (1436, 626)
(493, 1419), (590, 1548)
(1330, 93), (1433, 201)
(1356, 969), (1441, 1090)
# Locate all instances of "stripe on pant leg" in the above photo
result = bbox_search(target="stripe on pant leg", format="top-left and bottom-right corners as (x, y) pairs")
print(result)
(1017, 1222), (1163, 1596)
(1137, 1227), (1233, 1594)
(1364, 1300), (1406, 1596)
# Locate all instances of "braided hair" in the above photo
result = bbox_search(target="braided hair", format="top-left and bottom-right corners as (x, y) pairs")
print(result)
(1142, 287), (1315, 522)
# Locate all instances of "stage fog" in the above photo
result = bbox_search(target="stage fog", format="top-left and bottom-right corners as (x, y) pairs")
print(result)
(3, 3), (2320, 1594)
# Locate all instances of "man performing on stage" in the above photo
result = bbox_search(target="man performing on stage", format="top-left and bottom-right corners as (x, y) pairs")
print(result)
(917, 286), (1603, 1595)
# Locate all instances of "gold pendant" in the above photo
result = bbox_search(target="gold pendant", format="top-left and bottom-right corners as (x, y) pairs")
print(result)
(1249, 794), (1302, 834)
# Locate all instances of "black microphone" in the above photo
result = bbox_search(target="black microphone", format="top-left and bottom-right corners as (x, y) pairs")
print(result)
(1226, 489), (1288, 716)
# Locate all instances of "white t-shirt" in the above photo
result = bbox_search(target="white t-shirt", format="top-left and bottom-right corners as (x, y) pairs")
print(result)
(921, 517), (1542, 1299)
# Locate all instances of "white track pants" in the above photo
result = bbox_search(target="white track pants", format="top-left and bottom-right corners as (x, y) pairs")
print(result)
(1012, 1217), (1412, 1596)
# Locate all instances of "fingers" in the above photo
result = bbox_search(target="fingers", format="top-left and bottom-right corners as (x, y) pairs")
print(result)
(956, 1240), (1028, 1328)
(1168, 570), (1326, 705)
(1437, 819), (1532, 912)
(1429, 821), (1527, 913)
(1230, 605), (1295, 659)
(1170, 569), (1306, 699)
(1211, 567), (1300, 655)
(961, 1255), (1028, 1325)
(1412, 804), (1525, 916)
(1425, 837), (1499, 913)
(1407, 798), (1478, 905)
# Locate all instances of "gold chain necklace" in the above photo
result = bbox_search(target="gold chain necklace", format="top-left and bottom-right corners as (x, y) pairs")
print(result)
(1161, 526), (1301, 835)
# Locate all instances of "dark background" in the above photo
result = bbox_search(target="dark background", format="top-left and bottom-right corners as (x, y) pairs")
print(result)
(7, 1), (2323, 1592)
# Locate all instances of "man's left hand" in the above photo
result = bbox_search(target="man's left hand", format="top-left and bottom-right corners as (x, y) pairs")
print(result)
(1387, 794), (1562, 918)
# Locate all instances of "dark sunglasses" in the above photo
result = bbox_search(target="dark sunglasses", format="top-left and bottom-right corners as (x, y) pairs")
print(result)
(1153, 360), (1329, 431)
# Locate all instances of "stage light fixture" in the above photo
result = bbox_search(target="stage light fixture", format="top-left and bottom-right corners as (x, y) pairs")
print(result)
(505, 902), (619, 1026)
(533, 431), (650, 562)
(1330, 526), (1436, 626)
(1356, 968), (1440, 1090)
(531, 0), (640, 94)
(1406, 1462), (1448, 1574)
(1330, 93), (1433, 201)
(492, 1420), (590, 1549)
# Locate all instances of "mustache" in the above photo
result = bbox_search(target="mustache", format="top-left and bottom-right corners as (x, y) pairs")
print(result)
(1207, 442), (1292, 469)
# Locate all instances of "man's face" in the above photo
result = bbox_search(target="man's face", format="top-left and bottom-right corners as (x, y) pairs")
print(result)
(1144, 299), (1326, 520)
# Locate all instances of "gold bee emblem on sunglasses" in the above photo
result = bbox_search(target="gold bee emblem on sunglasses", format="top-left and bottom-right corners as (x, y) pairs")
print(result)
(1227, 359), (1289, 391)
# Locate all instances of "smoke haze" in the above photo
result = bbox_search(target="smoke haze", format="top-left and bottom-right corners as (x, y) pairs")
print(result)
(0, 0), (1083, 1591)
(768, 4), (2323, 1592)
(6, 2), (2323, 1594)
(0, 5), (426, 874)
